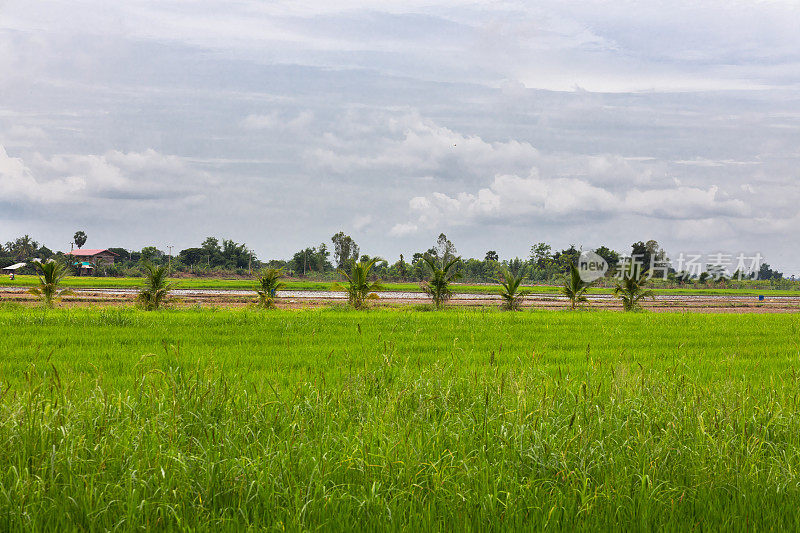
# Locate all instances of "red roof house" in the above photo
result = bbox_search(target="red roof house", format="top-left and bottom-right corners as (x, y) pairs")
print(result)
(66, 249), (118, 263)
(66, 249), (118, 274)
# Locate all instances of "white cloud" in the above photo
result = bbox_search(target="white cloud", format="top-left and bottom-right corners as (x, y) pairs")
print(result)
(308, 110), (540, 179)
(389, 222), (419, 237)
(352, 214), (372, 230)
(0, 146), (205, 205)
(394, 174), (751, 232)
(0, 145), (85, 203)
(242, 111), (315, 132)
(624, 186), (749, 219)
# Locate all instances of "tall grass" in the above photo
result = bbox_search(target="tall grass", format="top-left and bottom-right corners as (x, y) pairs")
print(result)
(0, 308), (799, 530)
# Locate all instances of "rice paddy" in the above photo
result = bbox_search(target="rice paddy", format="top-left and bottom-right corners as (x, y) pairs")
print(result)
(1, 306), (799, 530)
(2, 274), (799, 296)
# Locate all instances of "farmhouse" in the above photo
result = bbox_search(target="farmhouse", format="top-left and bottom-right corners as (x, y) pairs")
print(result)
(2, 262), (26, 275)
(66, 248), (118, 275)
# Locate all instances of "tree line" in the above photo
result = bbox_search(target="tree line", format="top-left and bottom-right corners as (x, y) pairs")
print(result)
(1, 230), (787, 283)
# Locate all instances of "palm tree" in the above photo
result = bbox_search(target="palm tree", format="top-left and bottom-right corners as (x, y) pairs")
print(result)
(613, 264), (655, 311)
(137, 261), (175, 310)
(73, 230), (87, 249)
(255, 267), (284, 308)
(496, 267), (529, 311)
(29, 260), (72, 308)
(12, 234), (37, 261)
(562, 263), (590, 310)
(421, 254), (461, 309)
(338, 257), (382, 309)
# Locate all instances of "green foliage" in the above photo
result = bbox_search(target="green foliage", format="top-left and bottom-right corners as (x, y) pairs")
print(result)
(28, 260), (72, 307)
(338, 257), (382, 309)
(139, 246), (164, 264)
(4, 234), (41, 262)
(421, 254), (461, 308)
(255, 267), (284, 308)
(562, 263), (590, 310)
(614, 264), (655, 311)
(331, 231), (360, 271)
(136, 261), (175, 310)
(0, 309), (799, 530)
(593, 245), (620, 274)
(189, 236), (257, 270)
(290, 244), (331, 275)
(496, 266), (529, 310)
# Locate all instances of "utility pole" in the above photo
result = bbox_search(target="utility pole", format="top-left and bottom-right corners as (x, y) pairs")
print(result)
(167, 245), (173, 275)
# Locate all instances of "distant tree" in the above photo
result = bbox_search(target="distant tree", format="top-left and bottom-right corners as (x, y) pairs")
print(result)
(178, 247), (206, 267)
(201, 237), (221, 253)
(630, 240), (666, 274)
(389, 254), (410, 280)
(201, 237), (222, 267)
(29, 260), (72, 308)
(593, 246), (620, 274)
(73, 231), (87, 249)
(553, 245), (580, 274)
(529, 242), (555, 280)
(7, 235), (38, 261)
(255, 267), (284, 308)
(107, 247), (130, 261)
(434, 233), (458, 263)
(338, 258), (382, 309)
(758, 262), (783, 280)
(36, 246), (54, 260)
(421, 254), (461, 309)
(562, 263), (589, 310)
(530, 242), (552, 266)
(140, 246), (163, 263)
(631, 241), (650, 273)
(289, 245), (327, 275)
(670, 270), (693, 284)
(496, 266), (528, 311)
(506, 257), (525, 277)
(137, 262), (174, 310)
(331, 232), (360, 270)
(221, 239), (254, 269)
(485, 250), (499, 262)
(314, 243), (332, 272)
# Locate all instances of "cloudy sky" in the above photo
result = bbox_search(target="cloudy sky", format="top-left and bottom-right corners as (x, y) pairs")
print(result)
(1, 0), (799, 273)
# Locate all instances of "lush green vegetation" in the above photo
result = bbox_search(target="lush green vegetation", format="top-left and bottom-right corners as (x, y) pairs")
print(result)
(337, 258), (383, 309)
(3, 233), (791, 286)
(137, 262), (176, 310)
(255, 268), (285, 309)
(0, 307), (799, 530)
(3, 274), (799, 297)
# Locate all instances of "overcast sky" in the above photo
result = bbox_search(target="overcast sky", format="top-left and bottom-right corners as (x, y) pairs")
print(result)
(1, 0), (799, 274)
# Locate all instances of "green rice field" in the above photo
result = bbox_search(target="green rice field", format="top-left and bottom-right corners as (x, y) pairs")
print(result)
(2, 274), (798, 296)
(1, 306), (799, 530)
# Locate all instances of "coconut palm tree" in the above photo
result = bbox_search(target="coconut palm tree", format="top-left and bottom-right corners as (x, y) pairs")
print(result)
(562, 263), (590, 310)
(613, 264), (655, 311)
(496, 266), (529, 311)
(338, 257), (382, 309)
(137, 261), (175, 310)
(29, 260), (72, 308)
(421, 254), (461, 309)
(255, 267), (284, 308)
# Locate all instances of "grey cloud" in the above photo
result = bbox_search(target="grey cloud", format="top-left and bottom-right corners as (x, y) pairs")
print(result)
(1, 0), (799, 274)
